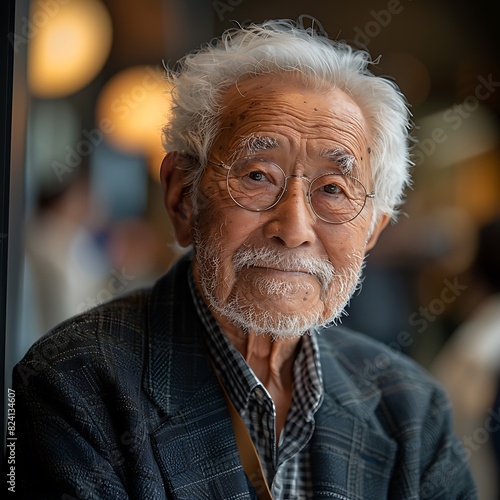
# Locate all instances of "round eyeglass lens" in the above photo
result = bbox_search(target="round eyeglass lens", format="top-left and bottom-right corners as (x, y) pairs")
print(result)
(227, 158), (285, 211)
(226, 157), (369, 223)
(309, 174), (367, 224)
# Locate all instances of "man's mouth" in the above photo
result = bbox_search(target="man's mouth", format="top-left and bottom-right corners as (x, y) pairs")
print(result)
(232, 246), (336, 293)
(244, 264), (310, 275)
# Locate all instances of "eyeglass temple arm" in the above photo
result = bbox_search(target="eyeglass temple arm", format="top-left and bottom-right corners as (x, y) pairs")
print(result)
(207, 159), (230, 170)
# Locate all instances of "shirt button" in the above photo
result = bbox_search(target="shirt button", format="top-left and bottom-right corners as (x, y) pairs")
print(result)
(254, 387), (265, 399)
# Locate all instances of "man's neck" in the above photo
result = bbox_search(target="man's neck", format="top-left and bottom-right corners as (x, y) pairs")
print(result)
(219, 322), (300, 380)
(219, 322), (300, 439)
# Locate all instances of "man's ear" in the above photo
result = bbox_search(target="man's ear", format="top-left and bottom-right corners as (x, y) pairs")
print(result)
(160, 152), (194, 247)
(365, 213), (390, 251)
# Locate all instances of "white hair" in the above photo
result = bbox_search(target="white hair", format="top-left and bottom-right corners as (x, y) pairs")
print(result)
(162, 18), (413, 220)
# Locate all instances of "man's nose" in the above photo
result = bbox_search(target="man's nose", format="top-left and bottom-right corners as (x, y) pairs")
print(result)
(262, 178), (317, 248)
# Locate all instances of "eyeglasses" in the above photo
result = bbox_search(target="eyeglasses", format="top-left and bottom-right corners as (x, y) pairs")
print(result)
(208, 157), (375, 224)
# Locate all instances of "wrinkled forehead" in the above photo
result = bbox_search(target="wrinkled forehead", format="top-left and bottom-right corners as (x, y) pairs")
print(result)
(220, 73), (367, 118)
(213, 74), (373, 177)
(233, 133), (359, 176)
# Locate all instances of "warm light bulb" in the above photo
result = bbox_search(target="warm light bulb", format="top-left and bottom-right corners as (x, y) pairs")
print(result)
(96, 65), (172, 177)
(28, 0), (112, 98)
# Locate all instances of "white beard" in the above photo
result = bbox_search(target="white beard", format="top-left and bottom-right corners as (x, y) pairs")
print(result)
(194, 232), (364, 340)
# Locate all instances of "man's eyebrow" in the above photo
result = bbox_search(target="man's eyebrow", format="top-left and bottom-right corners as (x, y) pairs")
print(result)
(244, 134), (280, 154)
(320, 148), (356, 174)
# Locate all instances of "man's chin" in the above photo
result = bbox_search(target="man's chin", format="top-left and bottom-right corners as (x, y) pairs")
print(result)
(211, 300), (327, 340)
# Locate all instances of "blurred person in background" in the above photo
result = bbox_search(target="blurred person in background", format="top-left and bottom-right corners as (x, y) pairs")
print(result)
(23, 165), (108, 337)
(10, 19), (477, 499)
(433, 216), (500, 500)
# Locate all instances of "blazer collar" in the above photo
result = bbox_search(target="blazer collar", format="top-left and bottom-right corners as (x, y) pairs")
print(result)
(144, 253), (215, 416)
(316, 330), (383, 424)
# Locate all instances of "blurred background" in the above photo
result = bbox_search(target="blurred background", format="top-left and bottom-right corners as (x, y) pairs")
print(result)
(3, 0), (500, 497)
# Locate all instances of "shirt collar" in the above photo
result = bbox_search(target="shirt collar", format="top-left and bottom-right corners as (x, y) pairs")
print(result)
(187, 261), (323, 418)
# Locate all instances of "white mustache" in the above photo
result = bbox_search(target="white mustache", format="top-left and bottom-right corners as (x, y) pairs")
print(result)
(232, 246), (335, 293)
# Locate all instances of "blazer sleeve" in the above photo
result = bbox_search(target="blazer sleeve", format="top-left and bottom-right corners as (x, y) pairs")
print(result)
(416, 384), (478, 500)
(12, 352), (131, 499)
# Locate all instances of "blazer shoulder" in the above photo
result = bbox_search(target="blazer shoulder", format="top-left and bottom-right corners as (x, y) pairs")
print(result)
(315, 325), (455, 437)
(316, 324), (434, 384)
(16, 288), (152, 375)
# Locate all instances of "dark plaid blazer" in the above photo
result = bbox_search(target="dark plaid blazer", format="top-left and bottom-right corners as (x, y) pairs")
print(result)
(11, 254), (477, 499)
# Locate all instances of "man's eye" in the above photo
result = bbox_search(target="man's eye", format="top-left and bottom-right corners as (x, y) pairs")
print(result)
(248, 171), (266, 182)
(323, 183), (343, 195)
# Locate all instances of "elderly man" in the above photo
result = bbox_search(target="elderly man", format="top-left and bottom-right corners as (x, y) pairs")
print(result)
(12, 19), (476, 499)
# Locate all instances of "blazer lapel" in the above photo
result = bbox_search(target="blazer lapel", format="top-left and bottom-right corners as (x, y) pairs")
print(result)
(144, 255), (251, 499)
(151, 379), (251, 499)
(309, 334), (398, 499)
(310, 410), (397, 499)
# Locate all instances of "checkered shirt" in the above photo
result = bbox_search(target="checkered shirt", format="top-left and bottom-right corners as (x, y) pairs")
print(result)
(188, 267), (324, 498)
